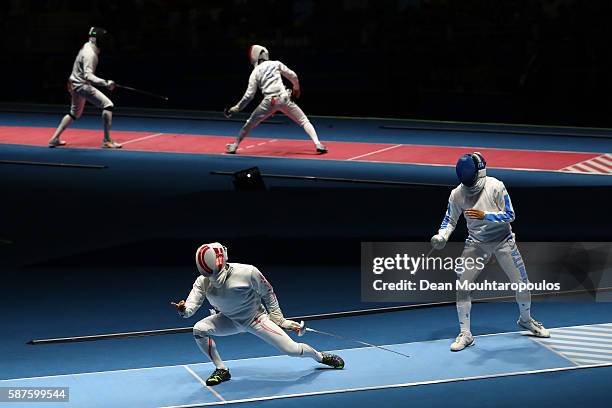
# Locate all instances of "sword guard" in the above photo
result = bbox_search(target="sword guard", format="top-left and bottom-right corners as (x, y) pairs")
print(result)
(297, 320), (306, 337)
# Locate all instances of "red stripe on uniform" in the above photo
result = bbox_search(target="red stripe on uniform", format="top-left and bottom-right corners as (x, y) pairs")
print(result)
(260, 320), (283, 336)
(258, 272), (277, 299)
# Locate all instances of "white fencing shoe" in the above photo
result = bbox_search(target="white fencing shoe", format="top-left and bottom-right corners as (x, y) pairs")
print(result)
(315, 143), (327, 154)
(518, 318), (550, 338)
(450, 331), (475, 352)
(226, 143), (238, 154)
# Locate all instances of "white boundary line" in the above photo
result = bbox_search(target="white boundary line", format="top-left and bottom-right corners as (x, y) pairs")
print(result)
(238, 140), (278, 152)
(238, 135), (609, 155)
(346, 144), (402, 161)
(219, 151), (612, 177)
(121, 132), (164, 146)
(183, 365), (226, 403)
(157, 362), (612, 408)
(3, 322), (608, 382)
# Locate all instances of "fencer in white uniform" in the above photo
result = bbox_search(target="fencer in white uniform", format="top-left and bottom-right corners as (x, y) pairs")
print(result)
(172, 242), (344, 386)
(48, 27), (121, 149)
(431, 152), (550, 351)
(225, 45), (327, 154)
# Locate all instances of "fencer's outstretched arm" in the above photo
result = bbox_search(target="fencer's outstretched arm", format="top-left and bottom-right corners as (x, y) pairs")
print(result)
(251, 267), (300, 330)
(82, 47), (110, 88)
(179, 276), (207, 318)
(438, 193), (462, 241)
(279, 62), (299, 92)
(234, 70), (259, 112)
(482, 183), (515, 223)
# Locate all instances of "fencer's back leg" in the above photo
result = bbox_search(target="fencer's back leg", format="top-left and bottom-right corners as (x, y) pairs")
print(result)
(279, 101), (326, 152)
(229, 99), (275, 153)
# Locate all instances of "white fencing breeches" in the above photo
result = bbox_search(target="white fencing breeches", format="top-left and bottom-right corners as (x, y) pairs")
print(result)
(51, 83), (114, 143)
(69, 84), (113, 119)
(193, 312), (322, 368)
(236, 91), (320, 146)
(455, 238), (532, 332)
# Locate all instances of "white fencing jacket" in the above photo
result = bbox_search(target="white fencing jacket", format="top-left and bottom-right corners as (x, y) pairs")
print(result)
(438, 176), (516, 243)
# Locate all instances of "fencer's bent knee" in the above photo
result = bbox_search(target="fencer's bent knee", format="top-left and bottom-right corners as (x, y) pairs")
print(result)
(103, 103), (114, 111)
(193, 328), (205, 340)
(69, 108), (83, 119)
(193, 322), (212, 339)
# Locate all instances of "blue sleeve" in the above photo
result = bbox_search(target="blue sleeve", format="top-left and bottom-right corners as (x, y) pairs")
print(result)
(484, 187), (515, 223)
(438, 193), (462, 239)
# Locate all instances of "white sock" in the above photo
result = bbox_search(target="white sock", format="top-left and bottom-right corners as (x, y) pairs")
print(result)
(194, 334), (226, 370)
(517, 290), (532, 322)
(457, 299), (472, 334)
(102, 110), (112, 141)
(51, 114), (73, 141)
(299, 343), (323, 363)
(235, 121), (256, 146)
(303, 122), (321, 145)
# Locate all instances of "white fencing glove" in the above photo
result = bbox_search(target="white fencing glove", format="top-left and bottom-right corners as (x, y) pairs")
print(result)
(280, 318), (301, 332)
(430, 234), (447, 250)
(224, 105), (239, 118)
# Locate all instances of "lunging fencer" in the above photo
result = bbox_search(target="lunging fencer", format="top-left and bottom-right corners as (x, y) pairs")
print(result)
(172, 242), (344, 386)
(431, 152), (550, 352)
(224, 45), (327, 154)
(48, 27), (121, 149)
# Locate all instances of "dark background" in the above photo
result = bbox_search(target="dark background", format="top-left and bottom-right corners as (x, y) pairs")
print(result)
(1, 0), (611, 126)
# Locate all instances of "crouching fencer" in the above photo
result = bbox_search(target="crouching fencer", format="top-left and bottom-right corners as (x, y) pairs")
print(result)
(172, 242), (344, 386)
(431, 152), (550, 352)
(49, 27), (121, 149)
(224, 45), (327, 154)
